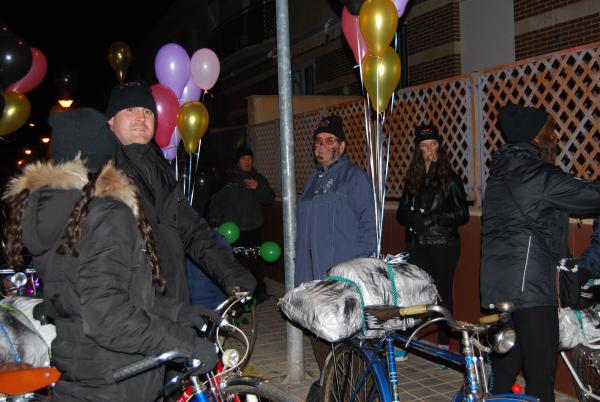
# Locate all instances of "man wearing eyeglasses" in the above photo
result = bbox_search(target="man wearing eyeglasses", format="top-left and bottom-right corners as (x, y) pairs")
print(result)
(295, 114), (376, 375)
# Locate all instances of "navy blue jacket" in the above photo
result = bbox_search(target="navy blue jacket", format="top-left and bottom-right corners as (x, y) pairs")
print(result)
(295, 155), (376, 285)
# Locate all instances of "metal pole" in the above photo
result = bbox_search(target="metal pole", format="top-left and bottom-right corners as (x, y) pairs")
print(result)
(275, 0), (304, 384)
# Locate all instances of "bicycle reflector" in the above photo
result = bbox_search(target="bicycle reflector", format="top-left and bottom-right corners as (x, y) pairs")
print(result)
(222, 349), (240, 368)
(488, 325), (516, 354)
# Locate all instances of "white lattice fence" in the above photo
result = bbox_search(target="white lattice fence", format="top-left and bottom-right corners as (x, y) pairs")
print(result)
(475, 43), (600, 196)
(248, 42), (600, 206)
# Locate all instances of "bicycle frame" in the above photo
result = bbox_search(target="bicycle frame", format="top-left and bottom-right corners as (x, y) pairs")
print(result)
(327, 304), (540, 402)
(561, 339), (600, 401)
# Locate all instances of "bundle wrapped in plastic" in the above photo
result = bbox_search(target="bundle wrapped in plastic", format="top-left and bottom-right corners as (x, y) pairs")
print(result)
(279, 257), (438, 342)
(0, 296), (54, 366)
(559, 306), (600, 350)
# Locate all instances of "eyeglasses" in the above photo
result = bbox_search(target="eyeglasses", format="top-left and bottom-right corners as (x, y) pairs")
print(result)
(314, 137), (340, 147)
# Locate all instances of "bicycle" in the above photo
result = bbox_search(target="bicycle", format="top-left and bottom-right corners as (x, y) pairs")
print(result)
(321, 302), (540, 402)
(113, 291), (292, 402)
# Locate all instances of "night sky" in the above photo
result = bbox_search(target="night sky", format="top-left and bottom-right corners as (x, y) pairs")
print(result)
(1, 1), (173, 179)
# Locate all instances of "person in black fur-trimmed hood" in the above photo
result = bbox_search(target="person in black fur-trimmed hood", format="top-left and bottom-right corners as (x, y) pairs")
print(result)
(481, 104), (600, 401)
(2, 108), (219, 401)
(105, 80), (256, 302)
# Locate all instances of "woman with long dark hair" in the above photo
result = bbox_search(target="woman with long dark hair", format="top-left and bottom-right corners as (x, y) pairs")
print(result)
(396, 124), (469, 349)
(2, 108), (217, 401)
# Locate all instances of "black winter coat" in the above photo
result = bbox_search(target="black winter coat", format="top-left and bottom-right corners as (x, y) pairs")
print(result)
(10, 160), (206, 401)
(208, 167), (275, 231)
(481, 143), (600, 310)
(114, 143), (256, 302)
(396, 170), (469, 245)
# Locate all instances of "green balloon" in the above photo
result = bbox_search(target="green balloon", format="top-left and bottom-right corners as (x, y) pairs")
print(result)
(259, 241), (282, 263)
(217, 222), (240, 244)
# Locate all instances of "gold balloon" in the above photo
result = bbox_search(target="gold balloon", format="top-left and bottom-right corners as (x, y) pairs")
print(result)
(362, 47), (401, 112)
(0, 91), (31, 136)
(108, 41), (132, 83)
(178, 101), (209, 154)
(359, 0), (399, 56)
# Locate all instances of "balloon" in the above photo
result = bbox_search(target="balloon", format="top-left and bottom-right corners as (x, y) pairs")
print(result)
(0, 91), (30, 136)
(151, 84), (179, 148)
(217, 222), (240, 244)
(154, 43), (190, 98)
(259, 241), (282, 263)
(107, 41), (132, 83)
(180, 75), (201, 103)
(341, 7), (368, 65)
(392, 0), (409, 17)
(7, 48), (47, 94)
(359, 0), (398, 56)
(0, 33), (32, 90)
(177, 101), (209, 154)
(0, 92), (4, 116)
(161, 128), (180, 161)
(340, 0), (365, 15)
(190, 48), (220, 91)
(362, 47), (401, 112)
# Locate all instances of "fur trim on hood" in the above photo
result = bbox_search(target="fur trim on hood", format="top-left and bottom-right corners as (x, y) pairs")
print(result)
(4, 158), (139, 218)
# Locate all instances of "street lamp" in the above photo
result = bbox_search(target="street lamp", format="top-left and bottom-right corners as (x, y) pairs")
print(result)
(41, 137), (50, 144)
(24, 149), (32, 155)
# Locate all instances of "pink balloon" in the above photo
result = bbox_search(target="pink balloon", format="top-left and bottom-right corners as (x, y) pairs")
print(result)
(154, 43), (190, 98)
(392, 0), (409, 17)
(161, 128), (181, 161)
(181, 75), (201, 103)
(190, 48), (220, 91)
(341, 7), (368, 65)
(151, 84), (179, 148)
(7, 48), (47, 94)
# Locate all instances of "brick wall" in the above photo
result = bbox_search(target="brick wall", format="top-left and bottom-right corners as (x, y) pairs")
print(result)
(407, 1), (462, 86)
(514, 0), (583, 20)
(409, 54), (462, 85)
(515, 0), (600, 59)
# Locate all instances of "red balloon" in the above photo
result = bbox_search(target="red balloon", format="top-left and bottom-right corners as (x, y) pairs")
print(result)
(7, 48), (47, 94)
(151, 84), (179, 148)
(341, 7), (368, 65)
(511, 384), (523, 394)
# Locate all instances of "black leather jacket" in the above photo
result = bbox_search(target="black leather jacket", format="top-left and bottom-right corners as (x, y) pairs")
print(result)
(396, 170), (469, 245)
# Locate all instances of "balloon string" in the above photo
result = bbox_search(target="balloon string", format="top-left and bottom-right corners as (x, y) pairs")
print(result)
(188, 155), (193, 204)
(175, 148), (179, 181)
(189, 140), (202, 205)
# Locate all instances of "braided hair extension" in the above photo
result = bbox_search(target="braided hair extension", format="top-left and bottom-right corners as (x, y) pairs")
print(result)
(57, 172), (100, 257)
(134, 189), (166, 292)
(2, 189), (31, 268)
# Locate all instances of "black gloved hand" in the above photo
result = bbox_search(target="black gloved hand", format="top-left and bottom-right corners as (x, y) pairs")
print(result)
(177, 304), (222, 332)
(191, 338), (219, 374)
(578, 267), (593, 287)
(411, 213), (427, 234)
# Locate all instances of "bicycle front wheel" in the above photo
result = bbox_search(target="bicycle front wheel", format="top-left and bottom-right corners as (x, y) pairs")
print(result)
(571, 344), (600, 401)
(322, 344), (384, 402)
(222, 380), (293, 402)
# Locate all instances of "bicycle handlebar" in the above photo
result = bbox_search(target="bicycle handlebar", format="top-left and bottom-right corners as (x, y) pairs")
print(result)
(113, 350), (188, 382)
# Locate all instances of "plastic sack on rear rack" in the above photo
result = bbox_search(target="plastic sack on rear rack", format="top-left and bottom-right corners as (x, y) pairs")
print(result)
(559, 305), (600, 350)
(279, 257), (438, 342)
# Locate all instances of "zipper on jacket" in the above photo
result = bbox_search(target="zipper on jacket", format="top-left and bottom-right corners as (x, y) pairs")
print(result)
(521, 235), (532, 292)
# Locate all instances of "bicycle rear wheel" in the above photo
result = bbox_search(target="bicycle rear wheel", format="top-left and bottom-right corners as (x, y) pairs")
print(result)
(571, 345), (600, 401)
(219, 300), (257, 368)
(322, 344), (384, 402)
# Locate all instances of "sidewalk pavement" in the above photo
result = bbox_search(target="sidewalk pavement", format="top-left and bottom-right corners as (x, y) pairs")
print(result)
(246, 278), (576, 402)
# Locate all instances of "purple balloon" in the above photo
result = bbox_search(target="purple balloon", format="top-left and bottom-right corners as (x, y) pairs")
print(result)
(161, 127), (181, 161)
(392, 0), (409, 17)
(180, 75), (201, 103)
(155, 43), (190, 98)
